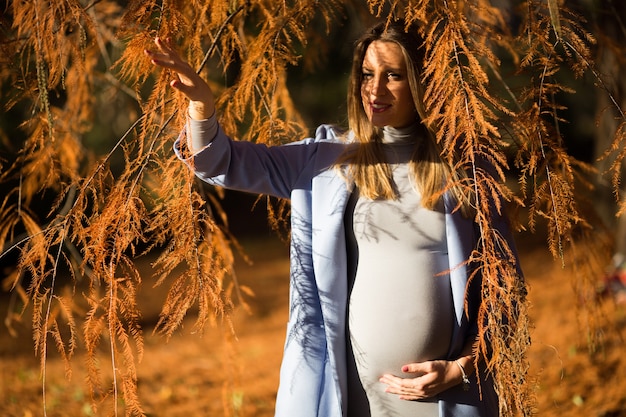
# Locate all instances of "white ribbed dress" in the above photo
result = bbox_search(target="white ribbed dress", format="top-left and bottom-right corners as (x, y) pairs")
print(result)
(345, 125), (454, 417)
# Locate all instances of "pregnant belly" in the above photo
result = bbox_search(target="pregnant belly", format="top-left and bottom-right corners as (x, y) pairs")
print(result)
(348, 252), (453, 382)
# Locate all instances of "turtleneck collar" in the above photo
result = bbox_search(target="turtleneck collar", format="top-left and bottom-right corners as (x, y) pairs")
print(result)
(381, 121), (422, 145)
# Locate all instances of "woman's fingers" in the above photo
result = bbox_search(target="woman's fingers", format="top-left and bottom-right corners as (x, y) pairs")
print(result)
(379, 360), (458, 400)
(380, 373), (429, 400)
(146, 38), (191, 73)
(145, 37), (215, 118)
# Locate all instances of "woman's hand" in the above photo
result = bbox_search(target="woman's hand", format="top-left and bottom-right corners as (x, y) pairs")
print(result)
(145, 37), (215, 120)
(379, 360), (464, 400)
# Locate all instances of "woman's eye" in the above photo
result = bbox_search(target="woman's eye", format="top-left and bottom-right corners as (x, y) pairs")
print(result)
(387, 72), (401, 80)
(362, 72), (373, 80)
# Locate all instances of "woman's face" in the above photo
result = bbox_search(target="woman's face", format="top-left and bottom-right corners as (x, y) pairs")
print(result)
(360, 40), (416, 129)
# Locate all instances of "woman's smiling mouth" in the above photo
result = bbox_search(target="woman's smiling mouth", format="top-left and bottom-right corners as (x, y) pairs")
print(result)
(370, 102), (391, 112)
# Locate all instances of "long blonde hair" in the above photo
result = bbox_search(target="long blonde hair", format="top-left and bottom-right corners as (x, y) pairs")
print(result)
(339, 20), (471, 214)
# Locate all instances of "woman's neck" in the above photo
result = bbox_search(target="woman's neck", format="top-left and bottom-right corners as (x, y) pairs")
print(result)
(381, 121), (421, 145)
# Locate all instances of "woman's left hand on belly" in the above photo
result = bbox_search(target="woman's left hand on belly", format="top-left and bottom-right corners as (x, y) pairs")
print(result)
(379, 360), (462, 400)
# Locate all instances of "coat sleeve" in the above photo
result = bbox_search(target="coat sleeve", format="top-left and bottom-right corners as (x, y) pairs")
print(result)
(174, 124), (341, 199)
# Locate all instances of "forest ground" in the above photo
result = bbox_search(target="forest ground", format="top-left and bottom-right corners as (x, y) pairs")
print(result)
(1, 225), (626, 417)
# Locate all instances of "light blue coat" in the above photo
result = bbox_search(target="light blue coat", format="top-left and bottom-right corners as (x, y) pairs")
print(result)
(175, 124), (508, 416)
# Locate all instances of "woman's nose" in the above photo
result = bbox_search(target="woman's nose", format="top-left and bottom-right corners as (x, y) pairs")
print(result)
(370, 76), (386, 96)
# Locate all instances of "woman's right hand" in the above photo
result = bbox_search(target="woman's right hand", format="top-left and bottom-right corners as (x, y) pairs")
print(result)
(145, 37), (215, 120)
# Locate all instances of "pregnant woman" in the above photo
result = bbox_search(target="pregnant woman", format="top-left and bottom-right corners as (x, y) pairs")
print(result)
(147, 18), (521, 417)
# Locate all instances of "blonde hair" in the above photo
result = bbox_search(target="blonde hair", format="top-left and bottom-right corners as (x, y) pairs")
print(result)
(339, 20), (472, 214)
